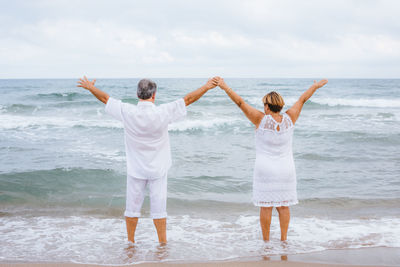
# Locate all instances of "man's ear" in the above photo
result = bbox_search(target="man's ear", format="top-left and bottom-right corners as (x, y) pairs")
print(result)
(152, 92), (156, 100)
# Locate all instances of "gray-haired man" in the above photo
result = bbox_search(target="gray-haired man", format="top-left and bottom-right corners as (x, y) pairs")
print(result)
(77, 76), (219, 243)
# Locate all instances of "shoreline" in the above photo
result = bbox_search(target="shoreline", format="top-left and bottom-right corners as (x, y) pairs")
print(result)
(1, 247), (399, 267)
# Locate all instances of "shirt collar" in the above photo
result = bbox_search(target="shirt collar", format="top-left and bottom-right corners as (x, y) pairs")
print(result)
(137, 101), (155, 107)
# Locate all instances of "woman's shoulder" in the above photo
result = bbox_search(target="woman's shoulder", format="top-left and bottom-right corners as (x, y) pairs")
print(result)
(283, 112), (294, 126)
(281, 113), (294, 130)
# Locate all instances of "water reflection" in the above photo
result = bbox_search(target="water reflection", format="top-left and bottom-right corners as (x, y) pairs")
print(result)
(155, 243), (170, 260)
(121, 242), (170, 263)
(123, 242), (138, 263)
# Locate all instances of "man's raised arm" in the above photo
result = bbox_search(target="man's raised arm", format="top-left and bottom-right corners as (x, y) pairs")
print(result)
(183, 77), (219, 106)
(77, 76), (110, 104)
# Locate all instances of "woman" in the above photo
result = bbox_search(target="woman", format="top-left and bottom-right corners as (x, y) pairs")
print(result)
(218, 78), (328, 241)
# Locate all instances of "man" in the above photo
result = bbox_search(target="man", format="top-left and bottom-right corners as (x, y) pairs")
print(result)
(77, 76), (219, 244)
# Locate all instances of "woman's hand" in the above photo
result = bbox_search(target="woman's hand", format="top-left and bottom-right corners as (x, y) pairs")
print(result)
(204, 77), (220, 90)
(77, 76), (96, 90)
(312, 79), (328, 89)
(217, 78), (230, 91)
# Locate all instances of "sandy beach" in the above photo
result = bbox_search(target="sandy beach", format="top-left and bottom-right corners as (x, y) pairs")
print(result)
(1, 247), (399, 267)
(0, 262), (390, 267)
(0, 262), (379, 267)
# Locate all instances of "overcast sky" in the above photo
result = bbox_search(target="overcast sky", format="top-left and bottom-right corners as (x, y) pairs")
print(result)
(1, 0), (399, 78)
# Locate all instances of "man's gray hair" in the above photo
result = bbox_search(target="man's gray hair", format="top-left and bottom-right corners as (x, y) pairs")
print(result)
(137, 79), (157, 100)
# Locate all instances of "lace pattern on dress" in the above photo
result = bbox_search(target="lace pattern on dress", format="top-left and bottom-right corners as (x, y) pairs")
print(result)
(253, 199), (299, 207)
(261, 113), (293, 133)
(252, 187), (298, 207)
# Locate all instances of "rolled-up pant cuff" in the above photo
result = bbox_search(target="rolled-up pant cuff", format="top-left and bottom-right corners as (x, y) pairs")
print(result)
(124, 211), (141, 218)
(151, 212), (167, 219)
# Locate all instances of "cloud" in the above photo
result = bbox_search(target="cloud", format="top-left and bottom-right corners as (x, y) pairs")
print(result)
(0, 0), (399, 78)
(172, 31), (251, 48)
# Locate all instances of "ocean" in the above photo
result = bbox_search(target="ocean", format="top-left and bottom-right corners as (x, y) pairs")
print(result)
(0, 78), (399, 264)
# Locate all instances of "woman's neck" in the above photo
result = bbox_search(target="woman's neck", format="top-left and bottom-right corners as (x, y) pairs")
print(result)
(265, 110), (280, 116)
(265, 110), (283, 122)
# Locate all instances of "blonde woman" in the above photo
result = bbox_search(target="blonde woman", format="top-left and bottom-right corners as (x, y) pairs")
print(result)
(218, 78), (328, 241)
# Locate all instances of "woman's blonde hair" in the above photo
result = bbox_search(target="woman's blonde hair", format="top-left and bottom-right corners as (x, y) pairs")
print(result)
(262, 91), (285, 113)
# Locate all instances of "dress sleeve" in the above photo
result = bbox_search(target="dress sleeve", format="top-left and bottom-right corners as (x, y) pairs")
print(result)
(105, 97), (123, 122)
(160, 98), (187, 124)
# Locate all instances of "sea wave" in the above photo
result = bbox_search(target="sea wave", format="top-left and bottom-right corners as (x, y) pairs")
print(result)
(0, 168), (125, 207)
(246, 96), (400, 109)
(257, 82), (289, 87)
(0, 101), (101, 115)
(0, 113), (248, 133)
(169, 117), (245, 132)
(0, 215), (399, 264)
(0, 104), (39, 114)
(34, 92), (89, 100)
(310, 97), (400, 108)
(1, 166), (399, 215)
(0, 114), (122, 130)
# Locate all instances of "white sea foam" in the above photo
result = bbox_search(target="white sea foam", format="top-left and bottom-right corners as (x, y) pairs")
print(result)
(169, 117), (242, 132)
(1, 215), (399, 264)
(0, 114), (122, 130)
(0, 113), (244, 132)
(310, 97), (400, 108)
(2, 98), (397, 132)
(247, 96), (400, 108)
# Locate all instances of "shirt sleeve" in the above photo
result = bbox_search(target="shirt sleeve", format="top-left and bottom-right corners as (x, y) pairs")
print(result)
(105, 97), (123, 122)
(160, 98), (187, 124)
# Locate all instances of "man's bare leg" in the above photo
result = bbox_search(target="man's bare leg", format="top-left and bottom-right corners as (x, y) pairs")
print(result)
(260, 207), (273, 241)
(276, 206), (290, 241)
(153, 218), (167, 243)
(125, 217), (139, 242)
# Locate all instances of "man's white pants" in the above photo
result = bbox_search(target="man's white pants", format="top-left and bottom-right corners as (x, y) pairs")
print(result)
(124, 174), (167, 219)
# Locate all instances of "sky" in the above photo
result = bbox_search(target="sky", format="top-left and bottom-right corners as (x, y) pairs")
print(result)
(0, 0), (399, 79)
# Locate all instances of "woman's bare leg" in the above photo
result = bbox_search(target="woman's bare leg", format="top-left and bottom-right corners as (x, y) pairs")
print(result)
(153, 218), (167, 244)
(276, 206), (290, 241)
(125, 217), (139, 242)
(260, 207), (273, 241)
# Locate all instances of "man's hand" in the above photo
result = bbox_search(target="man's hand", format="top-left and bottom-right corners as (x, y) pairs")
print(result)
(77, 76), (96, 90)
(76, 76), (109, 104)
(217, 77), (230, 91)
(204, 77), (220, 90)
(312, 79), (328, 89)
(184, 77), (220, 106)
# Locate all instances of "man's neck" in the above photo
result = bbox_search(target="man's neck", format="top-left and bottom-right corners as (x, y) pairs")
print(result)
(139, 99), (155, 103)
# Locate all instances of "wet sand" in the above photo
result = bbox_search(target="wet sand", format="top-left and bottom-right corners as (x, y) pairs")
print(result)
(1, 247), (399, 267)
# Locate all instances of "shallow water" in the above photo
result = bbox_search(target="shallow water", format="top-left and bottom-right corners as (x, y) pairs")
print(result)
(0, 78), (399, 264)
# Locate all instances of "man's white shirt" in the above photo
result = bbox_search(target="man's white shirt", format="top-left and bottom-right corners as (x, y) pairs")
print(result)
(105, 97), (187, 180)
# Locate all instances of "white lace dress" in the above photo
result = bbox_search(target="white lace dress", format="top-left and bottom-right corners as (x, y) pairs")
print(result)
(252, 113), (298, 207)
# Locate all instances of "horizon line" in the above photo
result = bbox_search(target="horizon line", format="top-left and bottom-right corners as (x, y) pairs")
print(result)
(1, 77), (399, 80)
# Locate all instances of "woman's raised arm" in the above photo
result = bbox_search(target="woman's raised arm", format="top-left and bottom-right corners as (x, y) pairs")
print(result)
(218, 78), (264, 128)
(286, 79), (328, 124)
